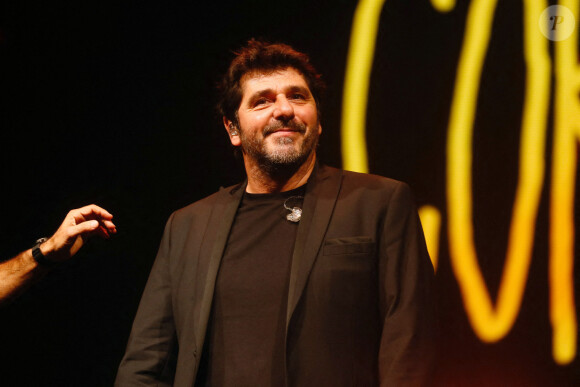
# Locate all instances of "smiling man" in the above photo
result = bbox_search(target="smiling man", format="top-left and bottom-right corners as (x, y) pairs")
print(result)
(116, 39), (435, 387)
(232, 68), (320, 185)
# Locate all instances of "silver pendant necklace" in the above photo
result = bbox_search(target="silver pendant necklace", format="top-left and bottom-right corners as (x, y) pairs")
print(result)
(283, 196), (304, 222)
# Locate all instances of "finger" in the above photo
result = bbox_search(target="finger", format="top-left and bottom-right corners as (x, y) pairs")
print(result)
(70, 205), (114, 227)
(96, 224), (111, 239)
(100, 221), (117, 234)
(75, 204), (114, 222)
(100, 219), (117, 231)
(67, 220), (101, 239)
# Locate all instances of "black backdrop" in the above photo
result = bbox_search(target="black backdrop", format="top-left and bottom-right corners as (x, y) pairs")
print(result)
(1, 1), (578, 385)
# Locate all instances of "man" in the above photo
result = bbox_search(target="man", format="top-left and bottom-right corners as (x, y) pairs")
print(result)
(116, 39), (435, 386)
(0, 204), (116, 306)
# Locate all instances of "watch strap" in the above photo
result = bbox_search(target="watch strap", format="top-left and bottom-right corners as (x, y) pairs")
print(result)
(32, 237), (57, 267)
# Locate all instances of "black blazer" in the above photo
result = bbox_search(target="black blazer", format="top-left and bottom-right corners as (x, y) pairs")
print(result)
(115, 164), (435, 386)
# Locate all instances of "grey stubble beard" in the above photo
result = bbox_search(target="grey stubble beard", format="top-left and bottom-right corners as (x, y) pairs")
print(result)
(239, 120), (319, 174)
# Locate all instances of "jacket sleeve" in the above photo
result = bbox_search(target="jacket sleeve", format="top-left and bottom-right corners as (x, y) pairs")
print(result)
(115, 213), (179, 386)
(378, 182), (436, 386)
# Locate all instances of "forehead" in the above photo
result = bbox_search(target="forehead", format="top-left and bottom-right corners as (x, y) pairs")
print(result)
(239, 68), (311, 98)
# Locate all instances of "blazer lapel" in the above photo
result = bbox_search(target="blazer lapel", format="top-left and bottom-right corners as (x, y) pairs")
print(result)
(195, 182), (246, 352)
(286, 165), (343, 325)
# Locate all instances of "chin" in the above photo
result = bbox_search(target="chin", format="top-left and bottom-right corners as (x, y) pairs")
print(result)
(265, 143), (300, 158)
(267, 146), (314, 166)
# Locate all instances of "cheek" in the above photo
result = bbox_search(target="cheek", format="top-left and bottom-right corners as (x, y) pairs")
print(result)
(239, 111), (269, 131)
(302, 107), (319, 127)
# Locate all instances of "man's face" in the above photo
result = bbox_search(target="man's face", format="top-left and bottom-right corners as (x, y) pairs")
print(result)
(227, 67), (321, 169)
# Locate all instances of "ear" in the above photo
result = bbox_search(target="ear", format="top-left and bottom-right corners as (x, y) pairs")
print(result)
(317, 122), (322, 136)
(223, 116), (241, 147)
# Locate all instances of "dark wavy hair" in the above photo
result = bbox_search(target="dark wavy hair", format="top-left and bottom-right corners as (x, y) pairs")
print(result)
(217, 39), (325, 126)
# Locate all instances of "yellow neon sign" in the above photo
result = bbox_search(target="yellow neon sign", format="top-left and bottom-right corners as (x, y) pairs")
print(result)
(551, 0), (578, 365)
(430, 0), (455, 14)
(341, 0), (387, 173)
(418, 205), (441, 271)
(341, 0), (577, 364)
(446, 0), (549, 341)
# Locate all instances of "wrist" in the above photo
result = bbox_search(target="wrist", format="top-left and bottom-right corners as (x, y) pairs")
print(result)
(39, 237), (56, 257)
(32, 238), (58, 267)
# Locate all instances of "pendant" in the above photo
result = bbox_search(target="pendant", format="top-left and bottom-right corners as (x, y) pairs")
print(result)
(286, 207), (302, 222)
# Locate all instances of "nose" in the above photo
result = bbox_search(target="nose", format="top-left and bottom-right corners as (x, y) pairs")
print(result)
(273, 94), (295, 120)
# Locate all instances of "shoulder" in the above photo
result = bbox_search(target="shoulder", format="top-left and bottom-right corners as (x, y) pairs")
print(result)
(344, 169), (406, 190)
(316, 165), (416, 214)
(319, 164), (409, 193)
(169, 182), (244, 226)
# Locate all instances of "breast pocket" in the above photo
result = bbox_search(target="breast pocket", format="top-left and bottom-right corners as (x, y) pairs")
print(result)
(317, 236), (377, 310)
(321, 236), (376, 274)
(323, 236), (375, 256)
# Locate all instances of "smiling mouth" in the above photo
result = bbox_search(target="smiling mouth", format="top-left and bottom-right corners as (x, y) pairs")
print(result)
(271, 128), (300, 134)
(263, 123), (306, 136)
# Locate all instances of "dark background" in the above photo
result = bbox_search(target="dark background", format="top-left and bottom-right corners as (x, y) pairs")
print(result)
(1, 0), (578, 385)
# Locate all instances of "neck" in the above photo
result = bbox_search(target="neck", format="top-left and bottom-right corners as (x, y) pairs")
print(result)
(243, 152), (316, 194)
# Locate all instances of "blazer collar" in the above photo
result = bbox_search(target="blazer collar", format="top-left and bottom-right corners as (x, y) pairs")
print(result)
(286, 163), (343, 326)
(195, 180), (246, 353)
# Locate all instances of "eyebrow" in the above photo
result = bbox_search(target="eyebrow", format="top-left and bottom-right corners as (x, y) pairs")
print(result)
(247, 85), (312, 103)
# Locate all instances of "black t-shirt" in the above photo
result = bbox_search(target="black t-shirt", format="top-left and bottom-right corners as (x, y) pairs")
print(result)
(203, 185), (305, 387)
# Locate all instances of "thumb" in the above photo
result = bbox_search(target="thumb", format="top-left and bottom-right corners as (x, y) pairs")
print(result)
(69, 219), (100, 238)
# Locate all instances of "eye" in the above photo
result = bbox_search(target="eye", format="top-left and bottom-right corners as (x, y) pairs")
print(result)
(253, 97), (270, 107)
(290, 93), (306, 100)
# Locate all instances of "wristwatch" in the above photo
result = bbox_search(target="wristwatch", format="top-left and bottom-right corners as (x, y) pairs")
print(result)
(32, 237), (57, 267)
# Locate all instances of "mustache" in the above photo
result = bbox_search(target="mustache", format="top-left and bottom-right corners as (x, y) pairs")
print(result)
(262, 120), (307, 136)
